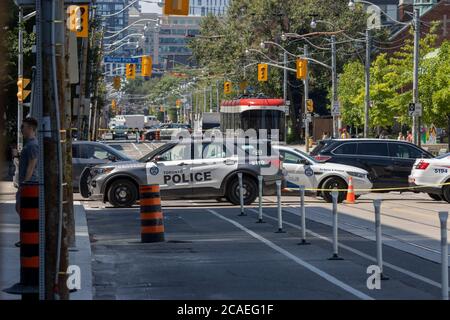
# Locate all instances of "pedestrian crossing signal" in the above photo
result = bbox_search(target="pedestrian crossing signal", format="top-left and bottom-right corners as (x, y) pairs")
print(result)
(296, 58), (307, 80)
(224, 81), (232, 94)
(126, 64), (136, 79)
(67, 5), (88, 38)
(258, 64), (268, 82)
(164, 0), (189, 16)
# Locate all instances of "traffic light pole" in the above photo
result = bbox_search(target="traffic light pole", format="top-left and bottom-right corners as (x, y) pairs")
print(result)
(304, 45), (310, 153)
(283, 51), (287, 143)
(364, 29), (371, 138)
(17, 7), (24, 152)
(331, 35), (338, 139)
(412, 8), (420, 146)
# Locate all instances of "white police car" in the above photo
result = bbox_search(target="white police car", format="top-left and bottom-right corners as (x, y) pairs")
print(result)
(409, 153), (450, 203)
(274, 145), (372, 203)
(81, 138), (284, 207)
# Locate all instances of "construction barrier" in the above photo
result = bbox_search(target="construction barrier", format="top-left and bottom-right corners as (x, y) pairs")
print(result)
(155, 129), (161, 141)
(140, 185), (165, 243)
(4, 182), (39, 299)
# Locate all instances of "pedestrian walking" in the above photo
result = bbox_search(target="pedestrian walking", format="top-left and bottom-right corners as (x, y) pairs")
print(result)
(406, 130), (413, 143)
(397, 132), (405, 141)
(15, 117), (39, 247)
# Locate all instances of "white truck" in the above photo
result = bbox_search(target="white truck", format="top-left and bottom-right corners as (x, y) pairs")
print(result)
(123, 115), (146, 130)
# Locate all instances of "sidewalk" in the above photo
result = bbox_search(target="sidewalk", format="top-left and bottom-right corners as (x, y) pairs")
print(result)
(0, 182), (92, 300)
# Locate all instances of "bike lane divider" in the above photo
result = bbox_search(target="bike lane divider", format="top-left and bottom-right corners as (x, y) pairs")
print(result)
(254, 206), (446, 297)
(207, 209), (374, 300)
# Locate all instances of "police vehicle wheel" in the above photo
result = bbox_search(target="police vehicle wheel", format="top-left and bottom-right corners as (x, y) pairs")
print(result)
(108, 179), (138, 208)
(428, 193), (442, 201)
(226, 176), (257, 205)
(443, 185), (450, 204)
(321, 177), (347, 203)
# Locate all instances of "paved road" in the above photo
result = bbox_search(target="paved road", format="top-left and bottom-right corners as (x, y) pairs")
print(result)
(82, 192), (448, 300)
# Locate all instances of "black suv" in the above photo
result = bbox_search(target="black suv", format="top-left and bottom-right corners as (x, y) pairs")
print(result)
(310, 139), (433, 190)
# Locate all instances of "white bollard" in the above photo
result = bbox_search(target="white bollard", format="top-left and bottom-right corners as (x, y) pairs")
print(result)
(257, 176), (264, 223)
(439, 211), (448, 300)
(298, 185), (310, 245)
(238, 172), (246, 216)
(329, 190), (343, 260)
(275, 180), (284, 233)
(374, 200), (389, 280)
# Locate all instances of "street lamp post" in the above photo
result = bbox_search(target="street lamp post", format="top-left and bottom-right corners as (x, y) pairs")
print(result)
(364, 28), (371, 138)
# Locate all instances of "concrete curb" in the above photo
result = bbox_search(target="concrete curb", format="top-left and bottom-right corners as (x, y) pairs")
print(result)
(69, 202), (93, 300)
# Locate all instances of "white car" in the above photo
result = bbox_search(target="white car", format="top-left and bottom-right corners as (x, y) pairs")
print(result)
(274, 145), (373, 203)
(409, 153), (450, 203)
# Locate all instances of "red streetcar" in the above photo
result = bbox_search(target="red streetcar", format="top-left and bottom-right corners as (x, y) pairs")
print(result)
(220, 98), (286, 141)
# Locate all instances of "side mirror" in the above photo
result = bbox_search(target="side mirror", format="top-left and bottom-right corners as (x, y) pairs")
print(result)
(152, 155), (162, 163)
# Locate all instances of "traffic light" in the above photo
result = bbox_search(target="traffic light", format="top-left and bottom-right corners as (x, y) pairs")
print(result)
(164, 0), (189, 16)
(306, 99), (314, 113)
(17, 77), (31, 103)
(67, 5), (88, 38)
(111, 99), (117, 113)
(67, 5), (81, 32)
(77, 5), (89, 38)
(224, 81), (232, 94)
(113, 76), (121, 90)
(141, 56), (153, 77)
(296, 58), (307, 80)
(258, 64), (268, 82)
(126, 64), (136, 79)
(239, 81), (248, 92)
(176, 99), (181, 108)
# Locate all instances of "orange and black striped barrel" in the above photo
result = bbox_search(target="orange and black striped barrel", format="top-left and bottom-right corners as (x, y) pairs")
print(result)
(19, 183), (39, 287)
(155, 130), (161, 141)
(140, 185), (165, 243)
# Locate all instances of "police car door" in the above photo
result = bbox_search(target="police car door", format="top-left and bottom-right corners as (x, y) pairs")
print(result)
(281, 150), (315, 189)
(146, 142), (193, 196)
(190, 141), (231, 192)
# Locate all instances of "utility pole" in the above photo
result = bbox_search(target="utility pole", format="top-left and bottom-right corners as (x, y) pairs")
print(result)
(364, 29), (371, 138)
(41, 0), (65, 299)
(55, 0), (69, 299)
(283, 51), (287, 143)
(331, 35), (338, 139)
(209, 85), (213, 113)
(17, 7), (24, 152)
(304, 45), (310, 153)
(77, 38), (89, 139)
(203, 87), (207, 114)
(412, 8), (420, 146)
(216, 80), (220, 112)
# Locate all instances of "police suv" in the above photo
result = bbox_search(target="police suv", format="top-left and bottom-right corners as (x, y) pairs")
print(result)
(80, 138), (284, 207)
(274, 145), (372, 203)
(409, 153), (450, 203)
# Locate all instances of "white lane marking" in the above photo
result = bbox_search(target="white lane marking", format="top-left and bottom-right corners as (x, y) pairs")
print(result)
(250, 208), (448, 292)
(131, 143), (144, 157)
(143, 143), (153, 151)
(207, 209), (373, 300)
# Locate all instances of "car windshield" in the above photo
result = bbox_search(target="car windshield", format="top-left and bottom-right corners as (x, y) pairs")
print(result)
(292, 148), (317, 163)
(101, 144), (132, 161)
(138, 143), (175, 162)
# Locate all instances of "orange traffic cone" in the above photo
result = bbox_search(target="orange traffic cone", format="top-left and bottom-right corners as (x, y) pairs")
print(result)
(344, 177), (356, 204)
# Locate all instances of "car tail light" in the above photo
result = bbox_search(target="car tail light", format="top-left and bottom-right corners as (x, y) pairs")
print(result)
(314, 155), (332, 162)
(270, 158), (282, 169)
(415, 161), (430, 170)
